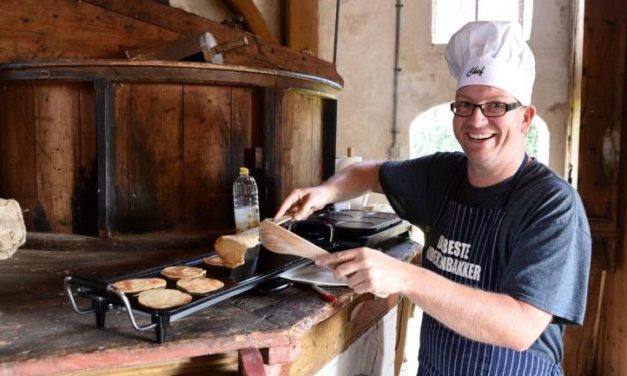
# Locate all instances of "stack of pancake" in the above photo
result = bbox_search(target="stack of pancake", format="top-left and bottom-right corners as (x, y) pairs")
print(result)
(212, 226), (259, 267)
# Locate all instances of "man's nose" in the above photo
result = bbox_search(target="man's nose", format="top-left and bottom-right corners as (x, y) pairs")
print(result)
(466, 106), (489, 124)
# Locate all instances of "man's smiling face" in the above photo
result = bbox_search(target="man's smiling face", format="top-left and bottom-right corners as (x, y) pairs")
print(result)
(452, 84), (534, 174)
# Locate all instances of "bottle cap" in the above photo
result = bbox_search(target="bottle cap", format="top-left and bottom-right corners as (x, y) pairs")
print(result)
(239, 167), (249, 175)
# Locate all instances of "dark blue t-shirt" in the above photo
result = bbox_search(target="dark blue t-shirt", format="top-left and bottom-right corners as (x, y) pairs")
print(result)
(379, 152), (591, 364)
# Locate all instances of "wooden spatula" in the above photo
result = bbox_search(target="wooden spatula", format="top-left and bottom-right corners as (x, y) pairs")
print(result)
(259, 219), (330, 260)
(262, 219), (390, 298)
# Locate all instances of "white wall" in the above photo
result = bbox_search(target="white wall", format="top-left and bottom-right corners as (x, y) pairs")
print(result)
(319, 0), (575, 175)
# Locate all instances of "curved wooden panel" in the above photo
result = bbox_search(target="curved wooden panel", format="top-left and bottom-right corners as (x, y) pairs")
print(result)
(0, 61), (338, 249)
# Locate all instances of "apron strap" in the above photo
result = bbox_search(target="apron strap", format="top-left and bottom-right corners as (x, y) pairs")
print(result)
(427, 154), (530, 244)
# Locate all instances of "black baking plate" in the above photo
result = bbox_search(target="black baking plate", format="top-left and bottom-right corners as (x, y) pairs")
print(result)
(70, 241), (340, 333)
(77, 247), (308, 314)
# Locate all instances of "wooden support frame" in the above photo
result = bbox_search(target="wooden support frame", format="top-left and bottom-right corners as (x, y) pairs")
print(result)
(94, 79), (116, 237)
(223, 0), (277, 44)
(285, 0), (319, 54)
(0, 0), (342, 86)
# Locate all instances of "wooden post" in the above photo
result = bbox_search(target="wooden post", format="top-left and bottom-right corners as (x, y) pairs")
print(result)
(285, 0), (319, 55)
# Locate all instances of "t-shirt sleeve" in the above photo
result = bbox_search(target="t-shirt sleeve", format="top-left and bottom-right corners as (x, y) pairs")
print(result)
(379, 157), (430, 226)
(498, 184), (591, 325)
(379, 152), (464, 230)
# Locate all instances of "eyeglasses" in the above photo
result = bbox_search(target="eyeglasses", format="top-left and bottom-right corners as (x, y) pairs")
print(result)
(450, 101), (523, 117)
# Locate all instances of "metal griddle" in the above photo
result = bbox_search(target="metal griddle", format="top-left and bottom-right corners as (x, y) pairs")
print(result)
(64, 210), (409, 343)
(289, 209), (407, 248)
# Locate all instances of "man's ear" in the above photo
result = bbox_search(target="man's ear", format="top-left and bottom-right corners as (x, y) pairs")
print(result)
(521, 105), (536, 133)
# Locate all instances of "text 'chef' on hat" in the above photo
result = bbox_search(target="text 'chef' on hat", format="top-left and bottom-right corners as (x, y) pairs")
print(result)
(445, 21), (535, 105)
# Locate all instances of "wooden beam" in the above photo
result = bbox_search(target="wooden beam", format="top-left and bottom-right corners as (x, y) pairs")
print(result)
(82, 0), (216, 35)
(125, 33), (205, 61)
(285, 0), (319, 55)
(238, 348), (267, 376)
(223, 0), (277, 44)
(0, 0), (342, 86)
(126, 32), (250, 64)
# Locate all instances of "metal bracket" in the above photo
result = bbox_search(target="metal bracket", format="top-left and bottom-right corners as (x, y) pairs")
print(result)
(106, 286), (157, 332)
(64, 276), (96, 314)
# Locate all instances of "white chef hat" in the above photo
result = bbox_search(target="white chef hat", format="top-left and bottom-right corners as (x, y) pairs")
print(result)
(445, 21), (535, 105)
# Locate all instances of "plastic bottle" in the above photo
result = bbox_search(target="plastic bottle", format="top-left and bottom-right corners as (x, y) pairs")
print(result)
(232, 167), (260, 232)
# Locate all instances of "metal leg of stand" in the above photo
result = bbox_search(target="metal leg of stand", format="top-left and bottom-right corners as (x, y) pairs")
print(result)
(94, 299), (107, 329)
(153, 314), (169, 343)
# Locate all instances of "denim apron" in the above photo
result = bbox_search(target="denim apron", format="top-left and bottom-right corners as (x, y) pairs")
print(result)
(417, 155), (561, 376)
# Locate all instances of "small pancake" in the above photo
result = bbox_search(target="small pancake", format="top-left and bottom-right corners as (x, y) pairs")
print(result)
(137, 288), (192, 310)
(111, 278), (167, 294)
(160, 266), (206, 280)
(176, 277), (225, 295)
(202, 254), (229, 268)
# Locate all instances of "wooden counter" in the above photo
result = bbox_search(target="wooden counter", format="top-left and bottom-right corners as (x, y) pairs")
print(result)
(0, 238), (420, 375)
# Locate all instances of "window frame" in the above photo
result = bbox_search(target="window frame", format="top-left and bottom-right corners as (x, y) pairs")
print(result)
(431, 0), (533, 44)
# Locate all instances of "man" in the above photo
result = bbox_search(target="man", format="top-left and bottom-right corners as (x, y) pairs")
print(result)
(274, 21), (591, 375)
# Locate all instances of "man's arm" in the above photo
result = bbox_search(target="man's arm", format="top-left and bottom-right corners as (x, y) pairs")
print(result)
(405, 261), (552, 351)
(317, 248), (552, 351)
(274, 160), (384, 220)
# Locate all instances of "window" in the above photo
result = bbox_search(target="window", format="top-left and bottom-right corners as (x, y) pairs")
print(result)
(432, 0), (533, 44)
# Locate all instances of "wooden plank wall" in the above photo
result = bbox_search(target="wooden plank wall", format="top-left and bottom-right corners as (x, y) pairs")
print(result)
(0, 81), (261, 237)
(592, 0), (627, 366)
(0, 82), (97, 235)
(564, 0), (627, 374)
(113, 83), (260, 234)
(280, 91), (324, 197)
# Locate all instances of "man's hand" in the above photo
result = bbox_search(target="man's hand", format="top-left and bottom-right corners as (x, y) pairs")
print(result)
(315, 247), (413, 298)
(273, 161), (384, 221)
(273, 186), (331, 221)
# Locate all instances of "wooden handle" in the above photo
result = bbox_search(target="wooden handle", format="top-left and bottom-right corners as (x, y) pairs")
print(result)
(272, 215), (293, 226)
(211, 36), (249, 54)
